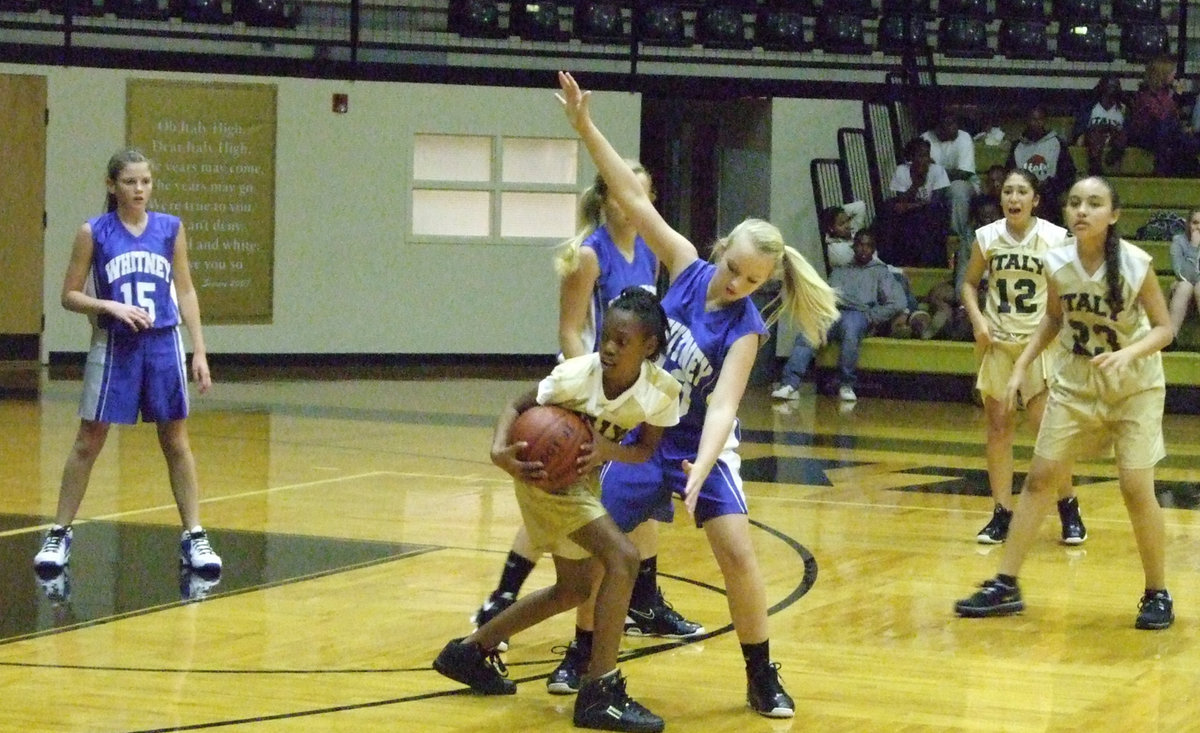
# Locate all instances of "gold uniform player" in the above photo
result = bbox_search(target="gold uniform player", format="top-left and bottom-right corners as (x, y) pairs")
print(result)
(956, 176), (1174, 630)
(963, 169), (1085, 546)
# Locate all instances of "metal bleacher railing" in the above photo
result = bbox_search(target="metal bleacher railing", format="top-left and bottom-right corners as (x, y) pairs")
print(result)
(1, 0), (1198, 86)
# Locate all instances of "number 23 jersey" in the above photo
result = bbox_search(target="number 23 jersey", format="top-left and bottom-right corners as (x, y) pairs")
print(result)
(975, 217), (1067, 342)
(1047, 238), (1156, 359)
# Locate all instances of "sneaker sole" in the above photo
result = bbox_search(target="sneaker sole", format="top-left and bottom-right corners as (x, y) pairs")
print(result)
(573, 715), (664, 733)
(975, 535), (1005, 545)
(1136, 616), (1174, 630)
(749, 703), (795, 718)
(1061, 535), (1087, 546)
(546, 681), (579, 695)
(954, 601), (1024, 617)
(623, 626), (706, 639)
(432, 658), (516, 695)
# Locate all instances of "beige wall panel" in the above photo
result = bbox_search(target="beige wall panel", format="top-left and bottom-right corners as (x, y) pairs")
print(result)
(0, 73), (47, 335)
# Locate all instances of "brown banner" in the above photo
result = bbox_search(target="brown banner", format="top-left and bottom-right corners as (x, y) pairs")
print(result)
(126, 79), (276, 324)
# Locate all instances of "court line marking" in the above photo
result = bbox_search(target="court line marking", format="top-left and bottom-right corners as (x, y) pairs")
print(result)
(7, 470), (507, 539)
(108, 516), (816, 731)
(747, 493), (1200, 530)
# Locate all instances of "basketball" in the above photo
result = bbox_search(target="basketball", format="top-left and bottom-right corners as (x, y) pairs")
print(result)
(509, 405), (593, 493)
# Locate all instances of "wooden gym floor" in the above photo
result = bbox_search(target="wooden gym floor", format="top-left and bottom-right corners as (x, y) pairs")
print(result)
(3, 367), (1200, 732)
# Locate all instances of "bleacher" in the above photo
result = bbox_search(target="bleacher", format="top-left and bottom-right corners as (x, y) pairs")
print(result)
(801, 100), (1200, 401)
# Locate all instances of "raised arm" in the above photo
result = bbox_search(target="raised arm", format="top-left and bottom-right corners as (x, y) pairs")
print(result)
(558, 71), (697, 282)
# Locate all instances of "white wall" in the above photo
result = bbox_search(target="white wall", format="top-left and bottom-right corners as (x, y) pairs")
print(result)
(771, 97), (865, 269)
(770, 98), (865, 357)
(8, 63), (641, 358)
(6, 62), (862, 359)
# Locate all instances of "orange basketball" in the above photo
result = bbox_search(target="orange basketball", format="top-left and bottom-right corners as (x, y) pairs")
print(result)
(509, 405), (593, 493)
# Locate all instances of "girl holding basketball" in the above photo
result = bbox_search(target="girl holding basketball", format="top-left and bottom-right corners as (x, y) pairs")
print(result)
(956, 176), (1175, 630)
(471, 164), (703, 655)
(960, 168), (1086, 546)
(557, 71), (839, 719)
(435, 288), (680, 732)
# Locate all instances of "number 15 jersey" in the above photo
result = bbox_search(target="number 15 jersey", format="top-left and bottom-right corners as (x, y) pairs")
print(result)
(974, 217), (1067, 343)
(87, 211), (182, 334)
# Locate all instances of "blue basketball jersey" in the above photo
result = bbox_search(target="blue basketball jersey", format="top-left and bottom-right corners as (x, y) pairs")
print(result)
(87, 211), (181, 334)
(579, 226), (658, 353)
(660, 260), (767, 440)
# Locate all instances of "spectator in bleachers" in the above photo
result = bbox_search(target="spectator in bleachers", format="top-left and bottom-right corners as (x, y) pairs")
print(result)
(1006, 105), (1076, 226)
(1168, 207), (1200, 338)
(922, 110), (979, 303)
(1072, 74), (1128, 176)
(772, 228), (906, 402)
(978, 164), (1007, 202)
(821, 201), (924, 336)
(819, 201), (868, 270)
(1128, 55), (1200, 177)
(876, 137), (951, 268)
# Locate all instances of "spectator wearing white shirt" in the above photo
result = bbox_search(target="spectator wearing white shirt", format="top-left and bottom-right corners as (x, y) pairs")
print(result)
(1072, 74), (1128, 175)
(877, 137), (951, 268)
(922, 111), (979, 299)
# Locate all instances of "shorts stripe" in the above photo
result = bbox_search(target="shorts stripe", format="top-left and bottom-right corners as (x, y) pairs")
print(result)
(172, 327), (190, 416)
(712, 455), (748, 515)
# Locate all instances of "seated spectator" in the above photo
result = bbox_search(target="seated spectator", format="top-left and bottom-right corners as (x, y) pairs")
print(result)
(1128, 54), (1200, 176)
(821, 201), (928, 338)
(977, 164), (1007, 202)
(875, 137), (951, 268)
(772, 228), (906, 402)
(922, 110), (979, 301)
(1073, 74), (1128, 175)
(1169, 207), (1200, 338)
(1006, 105), (1075, 225)
(820, 200), (868, 270)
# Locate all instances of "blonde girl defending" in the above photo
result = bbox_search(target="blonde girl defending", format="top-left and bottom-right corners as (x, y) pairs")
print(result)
(559, 71), (839, 718)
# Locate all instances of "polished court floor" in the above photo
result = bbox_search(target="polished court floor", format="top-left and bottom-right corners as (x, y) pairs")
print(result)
(3, 368), (1200, 732)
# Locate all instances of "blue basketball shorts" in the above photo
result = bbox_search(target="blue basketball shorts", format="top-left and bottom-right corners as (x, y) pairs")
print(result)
(600, 428), (748, 531)
(79, 326), (190, 425)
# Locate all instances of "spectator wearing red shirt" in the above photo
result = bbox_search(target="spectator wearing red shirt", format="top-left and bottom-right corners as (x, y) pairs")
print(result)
(1128, 55), (1200, 176)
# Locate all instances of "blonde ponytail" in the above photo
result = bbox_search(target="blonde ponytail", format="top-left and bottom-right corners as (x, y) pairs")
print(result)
(776, 245), (838, 346)
(554, 159), (650, 279)
(716, 218), (838, 347)
(554, 183), (605, 278)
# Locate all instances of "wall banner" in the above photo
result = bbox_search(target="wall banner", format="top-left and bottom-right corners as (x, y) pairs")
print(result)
(126, 79), (276, 324)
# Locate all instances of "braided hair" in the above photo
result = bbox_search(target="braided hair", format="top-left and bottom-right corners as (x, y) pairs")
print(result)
(608, 286), (668, 359)
(1090, 176), (1126, 318)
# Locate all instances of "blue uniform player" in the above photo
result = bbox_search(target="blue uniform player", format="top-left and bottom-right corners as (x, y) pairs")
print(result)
(33, 149), (222, 584)
(560, 71), (840, 719)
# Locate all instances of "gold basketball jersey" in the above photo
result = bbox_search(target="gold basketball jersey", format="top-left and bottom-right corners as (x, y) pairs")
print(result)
(975, 218), (1067, 342)
(1045, 238), (1154, 356)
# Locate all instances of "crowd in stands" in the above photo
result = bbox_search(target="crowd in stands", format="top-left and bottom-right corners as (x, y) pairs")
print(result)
(774, 54), (1200, 404)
